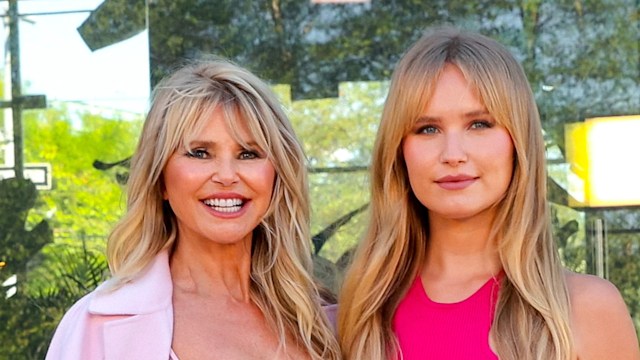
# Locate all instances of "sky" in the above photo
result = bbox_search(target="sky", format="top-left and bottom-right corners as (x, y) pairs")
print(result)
(1, 0), (150, 117)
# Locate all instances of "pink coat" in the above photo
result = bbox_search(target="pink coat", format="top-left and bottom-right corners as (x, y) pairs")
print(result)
(46, 251), (337, 359)
(45, 251), (174, 359)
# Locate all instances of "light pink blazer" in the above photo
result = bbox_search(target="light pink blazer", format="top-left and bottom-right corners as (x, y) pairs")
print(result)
(45, 251), (174, 359)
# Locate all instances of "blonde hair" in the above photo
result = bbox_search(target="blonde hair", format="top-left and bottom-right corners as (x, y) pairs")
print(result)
(338, 27), (573, 360)
(107, 58), (340, 359)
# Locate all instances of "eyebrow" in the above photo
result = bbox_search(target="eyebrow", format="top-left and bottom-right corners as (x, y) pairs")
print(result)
(416, 109), (492, 123)
(186, 139), (261, 149)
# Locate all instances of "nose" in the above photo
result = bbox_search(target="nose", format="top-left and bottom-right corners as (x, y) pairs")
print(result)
(210, 158), (239, 186)
(439, 132), (468, 166)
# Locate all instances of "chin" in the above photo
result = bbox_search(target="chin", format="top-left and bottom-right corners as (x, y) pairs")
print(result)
(429, 206), (494, 222)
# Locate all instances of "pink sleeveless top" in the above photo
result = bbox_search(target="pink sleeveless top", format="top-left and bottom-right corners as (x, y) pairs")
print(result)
(392, 275), (500, 360)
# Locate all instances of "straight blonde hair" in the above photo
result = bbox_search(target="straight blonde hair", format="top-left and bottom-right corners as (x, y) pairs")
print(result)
(107, 58), (340, 360)
(338, 27), (572, 360)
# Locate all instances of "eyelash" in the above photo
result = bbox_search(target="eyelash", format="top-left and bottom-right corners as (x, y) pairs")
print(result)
(185, 148), (262, 160)
(415, 120), (494, 134)
(416, 125), (438, 134)
(470, 120), (494, 129)
(238, 150), (260, 160)
(186, 149), (208, 159)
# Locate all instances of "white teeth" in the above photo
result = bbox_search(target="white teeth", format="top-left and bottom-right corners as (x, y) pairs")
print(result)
(203, 198), (243, 206)
(203, 198), (244, 212)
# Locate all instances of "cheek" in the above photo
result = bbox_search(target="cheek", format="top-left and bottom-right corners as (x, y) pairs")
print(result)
(402, 138), (418, 170)
(253, 162), (276, 196)
(489, 132), (515, 180)
(162, 159), (206, 198)
(163, 164), (183, 195)
(403, 137), (433, 177)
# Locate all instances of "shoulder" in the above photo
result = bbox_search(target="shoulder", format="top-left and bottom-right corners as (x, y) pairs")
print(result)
(564, 271), (640, 360)
(53, 291), (96, 333)
(565, 271), (622, 305)
(46, 291), (100, 359)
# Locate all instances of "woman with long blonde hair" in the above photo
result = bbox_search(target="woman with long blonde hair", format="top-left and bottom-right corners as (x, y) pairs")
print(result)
(338, 27), (639, 360)
(47, 58), (341, 360)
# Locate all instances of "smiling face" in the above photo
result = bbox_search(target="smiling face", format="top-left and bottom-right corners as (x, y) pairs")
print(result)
(162, 106), (276, 249)
(402, 64), (514, 224)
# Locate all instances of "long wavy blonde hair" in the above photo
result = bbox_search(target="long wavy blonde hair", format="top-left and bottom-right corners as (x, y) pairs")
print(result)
(106, 58), (340, 359)
(338, 27), (573, 360)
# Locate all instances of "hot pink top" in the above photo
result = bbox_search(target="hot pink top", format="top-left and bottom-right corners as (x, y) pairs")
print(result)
(392, 275), (500, 360)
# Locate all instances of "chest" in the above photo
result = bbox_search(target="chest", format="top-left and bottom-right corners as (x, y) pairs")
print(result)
(392, 276), (499, 360)
(171, 297), (309, 360)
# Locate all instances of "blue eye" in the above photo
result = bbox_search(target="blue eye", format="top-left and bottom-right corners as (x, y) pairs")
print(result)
(186, 149), (208, 159)
(417, 125), (439, 134)
(239, 150), (259, 160)
(470, 120), (493, 129)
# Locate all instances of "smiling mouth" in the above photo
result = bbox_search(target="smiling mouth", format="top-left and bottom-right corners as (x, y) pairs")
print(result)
(203, 198), (244, 213)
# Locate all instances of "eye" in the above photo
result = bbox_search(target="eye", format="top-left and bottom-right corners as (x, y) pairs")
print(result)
(186, 148), (209, 159)
(238, 150), (260, 160)
(417, 125), (439, 134)
(470, 120), (493, 129)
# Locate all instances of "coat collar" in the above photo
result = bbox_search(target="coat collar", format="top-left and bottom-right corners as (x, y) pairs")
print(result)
(89, 250), (173, 315)
(86, 251), (174, 360)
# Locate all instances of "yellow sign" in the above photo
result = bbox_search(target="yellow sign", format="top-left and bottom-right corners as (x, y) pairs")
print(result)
(565, 115), (640, 207)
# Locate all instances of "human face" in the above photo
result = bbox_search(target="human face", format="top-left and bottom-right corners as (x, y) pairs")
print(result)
(402, 64), (514, 223)
(163, 107), (276, 248)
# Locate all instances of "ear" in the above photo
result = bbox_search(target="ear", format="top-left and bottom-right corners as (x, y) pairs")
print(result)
(160, 180), (168, 200)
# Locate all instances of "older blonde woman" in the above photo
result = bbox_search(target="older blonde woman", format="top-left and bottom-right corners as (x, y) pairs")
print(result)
(47, 59), (341, 360)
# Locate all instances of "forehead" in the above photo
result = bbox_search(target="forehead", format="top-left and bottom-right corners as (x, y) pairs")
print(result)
(183, 104), (265, 150)
(421, 65), (485, 115)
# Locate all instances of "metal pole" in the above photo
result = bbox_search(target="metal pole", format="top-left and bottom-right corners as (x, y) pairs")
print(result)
(8, 0), (23, 179)
(588, 217), (609, 279)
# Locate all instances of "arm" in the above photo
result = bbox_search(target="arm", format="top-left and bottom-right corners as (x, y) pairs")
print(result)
(567, 272), (640, 360)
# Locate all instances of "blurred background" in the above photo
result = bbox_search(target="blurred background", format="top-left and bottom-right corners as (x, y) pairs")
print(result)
(0, 0), (638, 357)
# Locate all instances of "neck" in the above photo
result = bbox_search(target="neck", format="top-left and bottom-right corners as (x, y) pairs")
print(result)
(169, 238), (253, 302)
(424, 211), (502, 281)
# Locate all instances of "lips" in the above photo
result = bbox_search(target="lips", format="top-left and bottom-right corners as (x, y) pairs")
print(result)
(435, 175), (478, 190)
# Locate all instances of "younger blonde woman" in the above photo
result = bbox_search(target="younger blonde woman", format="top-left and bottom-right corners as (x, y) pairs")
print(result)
(338, 27), (639, 360)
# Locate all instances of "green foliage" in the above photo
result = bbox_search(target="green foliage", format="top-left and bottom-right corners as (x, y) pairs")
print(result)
(0, 176), (52, 359)
(0, 176), (108, 359)
(284, 82), (383, 267)
(0, 243), (108, 359)
(22, 106), (142, 241)
(0, 107), (139, 357)
(77, 0), (145, 51)
(552, 204), (587, 273)
(0, 178), (52, 281)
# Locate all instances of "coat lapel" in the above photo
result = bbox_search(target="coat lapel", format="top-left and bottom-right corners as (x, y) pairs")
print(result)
(103, 310), (173, 359)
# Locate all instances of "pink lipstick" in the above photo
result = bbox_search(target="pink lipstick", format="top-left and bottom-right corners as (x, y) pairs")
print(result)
(435, 175), (477, 190)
